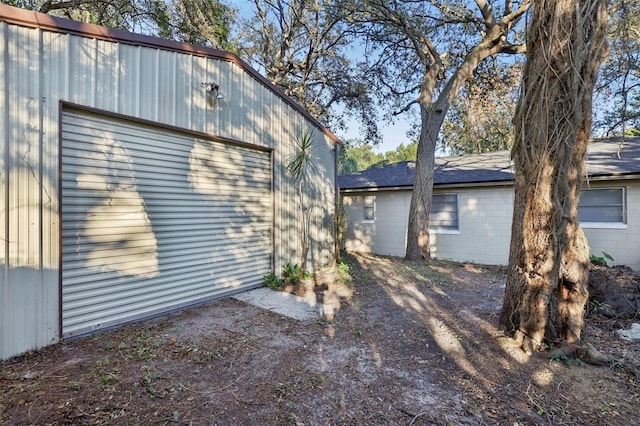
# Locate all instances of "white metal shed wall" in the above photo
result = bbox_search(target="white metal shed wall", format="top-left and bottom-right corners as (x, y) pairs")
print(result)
(61, 108), (272, 337)
(0, 5), (337, 360)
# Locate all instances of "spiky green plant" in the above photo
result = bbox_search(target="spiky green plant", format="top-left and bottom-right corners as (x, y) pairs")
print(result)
(286, 130), (316, 271)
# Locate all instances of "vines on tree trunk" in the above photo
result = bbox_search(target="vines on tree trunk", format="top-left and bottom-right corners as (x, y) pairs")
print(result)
(500, 0), (609, 353)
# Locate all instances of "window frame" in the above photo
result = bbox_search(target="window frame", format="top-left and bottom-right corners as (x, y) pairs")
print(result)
(578, 187), (626, 229)
(363, 195), (375, 222)
(429, 192), (459, 233)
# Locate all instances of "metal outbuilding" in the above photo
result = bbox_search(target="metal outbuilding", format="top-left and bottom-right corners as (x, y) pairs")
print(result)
(0, 4), (338, 360)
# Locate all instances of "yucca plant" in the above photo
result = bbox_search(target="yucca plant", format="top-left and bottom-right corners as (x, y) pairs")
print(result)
(286, 129), (317, 272)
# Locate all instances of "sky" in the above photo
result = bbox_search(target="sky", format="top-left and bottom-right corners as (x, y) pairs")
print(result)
(338, 117), (414, 154)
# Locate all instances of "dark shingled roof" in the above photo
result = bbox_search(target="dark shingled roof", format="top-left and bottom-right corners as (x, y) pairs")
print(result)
(338, 138), (640, 190)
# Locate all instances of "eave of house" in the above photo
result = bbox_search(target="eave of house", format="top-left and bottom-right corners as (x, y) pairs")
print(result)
(339, 172), (640, 194)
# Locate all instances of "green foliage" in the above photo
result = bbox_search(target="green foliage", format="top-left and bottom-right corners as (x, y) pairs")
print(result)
(384, 142), (418, 164)
(589, 299), (613, 317)
(286, 130), (316, 181)
(441, 63), (520, 155)
(169, 0), (234, 49)
(282, 263), (311, 285)
(590, 251), (614, 266)
(336, 257), (351, 275)
(286, 129), (317, 271)
(594, 0), (640, 136)
(624, 127), (640, 137)
(339, 141), (385, 174)
(8, 0), (236, 50)
(264, 263), (314, 288)
(549, 352), (586, 367)
(235, 0), (377, 138)
(263, 272), (283, 289)
(333, 255), (354, 286)
(339, 140), (418, 174)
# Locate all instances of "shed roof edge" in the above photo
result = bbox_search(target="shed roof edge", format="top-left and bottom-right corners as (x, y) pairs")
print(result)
(0, 3), (340, 144)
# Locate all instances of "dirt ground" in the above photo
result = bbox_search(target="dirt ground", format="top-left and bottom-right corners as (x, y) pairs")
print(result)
(1, 253), (639, 425)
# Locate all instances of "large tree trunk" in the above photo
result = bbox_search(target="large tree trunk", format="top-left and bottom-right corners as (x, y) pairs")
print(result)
(500, 0), (609, 353)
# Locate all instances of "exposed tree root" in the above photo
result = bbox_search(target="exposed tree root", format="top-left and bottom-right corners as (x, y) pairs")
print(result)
(547, 342), (610, 366)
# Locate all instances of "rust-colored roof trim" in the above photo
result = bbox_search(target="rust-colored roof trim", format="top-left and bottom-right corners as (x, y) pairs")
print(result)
(0, 3), (340, 144)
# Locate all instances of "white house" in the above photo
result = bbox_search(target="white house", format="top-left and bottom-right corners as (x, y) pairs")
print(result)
(0, 5), (338, 360)
(339, 139), (640, 269)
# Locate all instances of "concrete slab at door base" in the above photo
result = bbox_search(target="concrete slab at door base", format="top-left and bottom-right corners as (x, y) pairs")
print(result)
(232, 288), (324, 322)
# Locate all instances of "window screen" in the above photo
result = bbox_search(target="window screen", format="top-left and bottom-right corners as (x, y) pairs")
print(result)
(363, 196), (375, 221)
(578, 188), (625, 223)
(430, 193), (459, 230)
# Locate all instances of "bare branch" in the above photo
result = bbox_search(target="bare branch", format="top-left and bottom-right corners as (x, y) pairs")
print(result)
(501, 0), (534, 27)
(40, 0), (96, 14)
(475, 0), (497, 27)
(393, 99), (419, 116)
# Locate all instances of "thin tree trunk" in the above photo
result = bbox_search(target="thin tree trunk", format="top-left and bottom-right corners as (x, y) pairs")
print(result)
(299, 184), (308, 271)
(405, 33), (526, 260)
(406, 103), (445, 260)
(500, 0), (609, 353)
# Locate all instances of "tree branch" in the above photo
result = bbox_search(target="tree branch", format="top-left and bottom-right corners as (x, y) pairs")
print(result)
(475, 0), (497, 27)
(40, 0), (103, 14)
(393, 99), (419, 116)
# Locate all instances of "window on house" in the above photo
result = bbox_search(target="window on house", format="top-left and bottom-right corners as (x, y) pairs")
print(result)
(430, 193), (459, 231)
(579, 188), (625, 224)
(363, 195), (375, 221)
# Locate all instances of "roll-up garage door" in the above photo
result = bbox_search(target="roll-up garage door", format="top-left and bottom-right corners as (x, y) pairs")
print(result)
(61, 109), (272, 337)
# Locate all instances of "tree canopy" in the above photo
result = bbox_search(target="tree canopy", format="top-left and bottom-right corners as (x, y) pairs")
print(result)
(1, 0), (236, 49)
(342, 0), (531, 259)
(338, 140), (418, 174)
(8, 0), (640, 149)
(441, 59), (522, 155)
(595, 0), (640, 136)
(234, 0), (379, 141)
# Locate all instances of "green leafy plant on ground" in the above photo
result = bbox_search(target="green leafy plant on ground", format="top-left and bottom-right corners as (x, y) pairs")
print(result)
(549, 352), (586, 367)
(264, 272), (283, 289)
(282, 263), (312, 285)
(590, 251), (614, 267)
(336, 257), (351, 275)
(263, 263), (313, 289)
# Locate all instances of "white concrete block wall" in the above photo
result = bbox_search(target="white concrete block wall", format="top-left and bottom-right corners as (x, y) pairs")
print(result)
(343, 181), (640, 269)
(342, 187), (514, 262)
(342, 192), (410, 257)
(373, 192), (411, 256)
(583, 181), (640, 270)
(430, 187), (513, 265)
(342, 194), (372, 254)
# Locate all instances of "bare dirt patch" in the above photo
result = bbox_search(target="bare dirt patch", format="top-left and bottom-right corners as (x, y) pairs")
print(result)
(1, 253), (639, 425)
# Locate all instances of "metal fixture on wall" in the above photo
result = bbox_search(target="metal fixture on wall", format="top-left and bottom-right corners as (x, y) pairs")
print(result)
(202, 82), (224, 108)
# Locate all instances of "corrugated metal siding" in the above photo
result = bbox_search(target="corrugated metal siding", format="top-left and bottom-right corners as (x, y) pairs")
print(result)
(1, 22), (59, 360)
(60, 109), (272, 337)
(0, 12), (336, 359)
